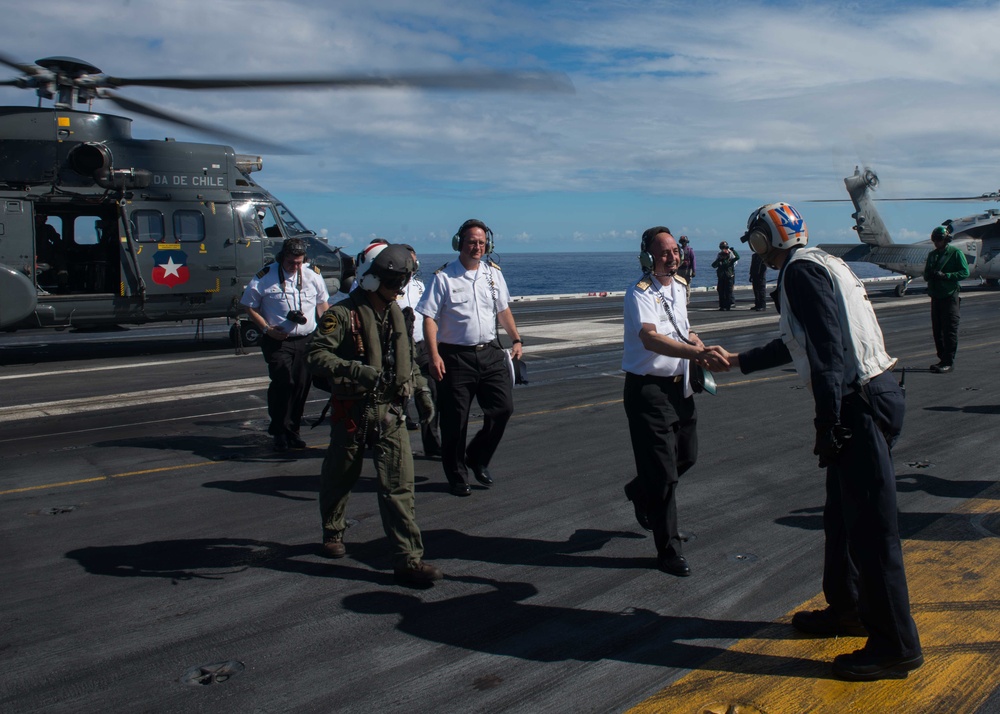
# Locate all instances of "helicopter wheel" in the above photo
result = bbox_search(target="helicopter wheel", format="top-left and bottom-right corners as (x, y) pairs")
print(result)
(894, 283), (907, 297)
(231, 321), (263, 347)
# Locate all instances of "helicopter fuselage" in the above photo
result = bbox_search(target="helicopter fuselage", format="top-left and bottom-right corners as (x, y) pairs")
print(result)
(0, 107), (343, 333)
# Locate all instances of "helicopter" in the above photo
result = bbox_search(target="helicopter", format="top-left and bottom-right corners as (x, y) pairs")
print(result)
(815, 166), (1000, 296)
(0, 54), (569, 345)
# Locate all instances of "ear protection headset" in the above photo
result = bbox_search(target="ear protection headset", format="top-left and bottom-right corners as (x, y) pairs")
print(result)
(452, 219), (494, 253)
(638, 226), (671, 272)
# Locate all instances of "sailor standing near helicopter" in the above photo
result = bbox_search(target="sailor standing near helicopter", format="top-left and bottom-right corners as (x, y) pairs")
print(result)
(240, 237), (329, 452)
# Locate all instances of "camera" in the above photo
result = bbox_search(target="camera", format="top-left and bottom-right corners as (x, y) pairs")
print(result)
(286, 309), (307, 325)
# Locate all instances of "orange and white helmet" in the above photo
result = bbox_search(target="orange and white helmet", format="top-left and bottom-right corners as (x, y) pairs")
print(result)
(742, 202), (808, 255)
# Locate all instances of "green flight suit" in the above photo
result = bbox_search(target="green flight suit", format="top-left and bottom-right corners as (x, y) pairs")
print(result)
(307, 288), (427, 568)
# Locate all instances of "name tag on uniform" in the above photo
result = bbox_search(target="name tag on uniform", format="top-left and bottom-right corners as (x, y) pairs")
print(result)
(450, 286), (470, 304)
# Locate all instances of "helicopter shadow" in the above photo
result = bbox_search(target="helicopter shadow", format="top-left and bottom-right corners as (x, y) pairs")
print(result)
(342, 574), (831, 678)
(0, 333), (232, 367)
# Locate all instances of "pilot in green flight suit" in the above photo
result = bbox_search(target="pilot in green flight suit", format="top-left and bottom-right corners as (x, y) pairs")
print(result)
(307, 243), (440, 588)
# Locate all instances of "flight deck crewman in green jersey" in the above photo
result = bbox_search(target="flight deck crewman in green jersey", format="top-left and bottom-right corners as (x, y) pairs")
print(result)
(922, 225), (970, 374)
(307, 243), (441, 588)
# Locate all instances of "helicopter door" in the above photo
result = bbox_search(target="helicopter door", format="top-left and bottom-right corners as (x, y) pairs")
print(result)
(234, 202), (276, 278)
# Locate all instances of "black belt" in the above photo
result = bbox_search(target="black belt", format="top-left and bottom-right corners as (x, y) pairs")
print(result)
(627, 372), (684, 384)
(440, 341), (498, 352)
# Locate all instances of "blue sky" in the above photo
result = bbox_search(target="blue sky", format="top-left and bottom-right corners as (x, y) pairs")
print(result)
(4, 0), (1000, 253)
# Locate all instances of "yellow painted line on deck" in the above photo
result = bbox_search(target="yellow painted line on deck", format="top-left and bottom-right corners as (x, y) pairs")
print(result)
(0, 461), (223, 496)
(626, 482), (1000, 714)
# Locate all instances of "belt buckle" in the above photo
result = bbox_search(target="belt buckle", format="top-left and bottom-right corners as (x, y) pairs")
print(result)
(672, 375), (683, 383)
(476, 343), (488, 351)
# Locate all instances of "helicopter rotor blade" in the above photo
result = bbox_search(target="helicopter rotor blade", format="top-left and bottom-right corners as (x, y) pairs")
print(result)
(103, 69), (574, 93)
(0, 50), (40, 76)
(99, 92), (298, 155)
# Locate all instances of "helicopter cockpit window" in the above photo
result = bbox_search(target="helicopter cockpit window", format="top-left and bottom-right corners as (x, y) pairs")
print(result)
(173, 210), (206, 243)
(131, 210), (165, 242)
(273, 201), (310, 235)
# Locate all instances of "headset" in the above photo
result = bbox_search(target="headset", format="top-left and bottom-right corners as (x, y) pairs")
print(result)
(452, 219), (494, 253)
(639, 226), (671, 273)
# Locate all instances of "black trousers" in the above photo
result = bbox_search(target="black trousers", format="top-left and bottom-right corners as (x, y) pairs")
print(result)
(822, 371), (920, 658)
(930, 293), (961, 366)
(623, 373), (698, 558)
(437, 343), (513, 486)
(717, 276), (735, 308)
(752, 278), (767, 309)
(414, 340), (442, 454)
(260, 335), (312, 437)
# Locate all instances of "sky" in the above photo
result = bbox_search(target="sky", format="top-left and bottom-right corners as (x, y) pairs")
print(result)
(4, 0), (1000, 254)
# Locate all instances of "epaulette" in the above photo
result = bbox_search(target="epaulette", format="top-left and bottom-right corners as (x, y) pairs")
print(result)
(487, 259), (501, 270)
(255, 265), (270, 279)
(311, 264), (322, 275)
(636, 276), (652, 291)
(434, 262), (449, 274)
(673, 274), (688, 287)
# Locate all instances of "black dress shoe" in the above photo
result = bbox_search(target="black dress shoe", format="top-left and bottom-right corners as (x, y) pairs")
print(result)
(658, 554), (691, 577)
(449, 482), (472, 497)
(792, 607), (867, 637)
(287, 432), (307, 449)
(273, 434), (289, 453)
(930, 363), (953, 373)
(623, 481), (651, 531)
(465, 458), (493, 487)
(832, 648), (924, 681)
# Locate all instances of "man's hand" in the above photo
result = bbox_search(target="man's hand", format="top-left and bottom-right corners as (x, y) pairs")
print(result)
(697, 345), (730, 372)
(814, 425), (853, 468)
(429, 355), (446, 382)
(933, 271), (946, 280)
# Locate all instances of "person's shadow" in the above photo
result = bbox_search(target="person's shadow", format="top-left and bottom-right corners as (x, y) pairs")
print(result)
(342, 574), (832, 678)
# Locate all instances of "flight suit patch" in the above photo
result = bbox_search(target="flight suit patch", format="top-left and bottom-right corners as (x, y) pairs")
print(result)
(320, 312), (338, 335)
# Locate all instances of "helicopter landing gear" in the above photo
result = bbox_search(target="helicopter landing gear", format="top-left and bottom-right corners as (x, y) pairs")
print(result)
(894, 279), (911, 297)
(231, 319), (262, 348)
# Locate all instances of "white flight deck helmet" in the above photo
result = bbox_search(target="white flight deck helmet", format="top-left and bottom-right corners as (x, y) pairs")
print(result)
(741, 202), (808, 268)
(355, 241), (388, 291)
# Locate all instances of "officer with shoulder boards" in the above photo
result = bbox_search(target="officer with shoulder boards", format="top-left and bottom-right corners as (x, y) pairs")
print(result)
(307, 243), (440, 588)
(240, 237), (329, 452)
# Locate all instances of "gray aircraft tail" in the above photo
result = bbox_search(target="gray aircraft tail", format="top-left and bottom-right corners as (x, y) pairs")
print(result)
(845, 167), (894, 246)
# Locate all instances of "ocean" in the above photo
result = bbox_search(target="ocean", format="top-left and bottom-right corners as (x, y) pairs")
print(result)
(416, 251), (896, 298)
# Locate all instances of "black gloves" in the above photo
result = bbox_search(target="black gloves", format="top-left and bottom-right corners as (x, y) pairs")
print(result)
(814, 425), (853, 468)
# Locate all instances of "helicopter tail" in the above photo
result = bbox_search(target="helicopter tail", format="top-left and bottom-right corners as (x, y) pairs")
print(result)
(845, 167), (894, 247)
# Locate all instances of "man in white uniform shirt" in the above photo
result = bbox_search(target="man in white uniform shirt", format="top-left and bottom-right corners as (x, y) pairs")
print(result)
(240, 237), (330, 452)
(622, 227), (728, 576)
(397, 244), (441, 458)
(417, 219), (523, 497)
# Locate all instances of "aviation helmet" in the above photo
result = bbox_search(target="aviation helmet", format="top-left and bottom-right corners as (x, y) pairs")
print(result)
(741, 202), (808, 256)
(719, 241), (729, 250)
